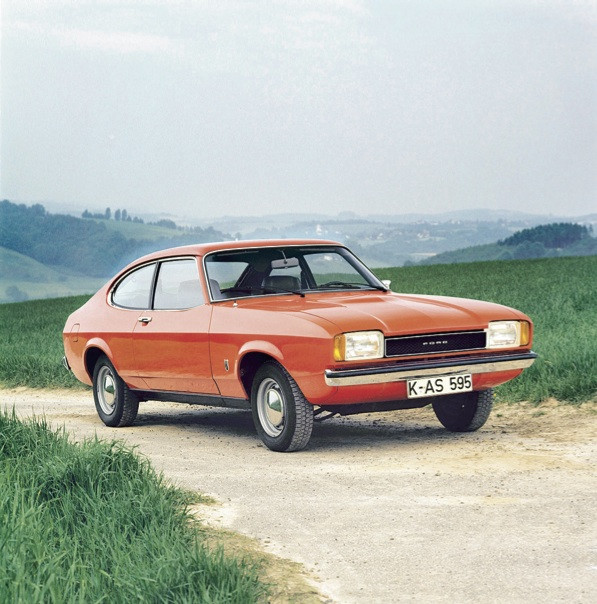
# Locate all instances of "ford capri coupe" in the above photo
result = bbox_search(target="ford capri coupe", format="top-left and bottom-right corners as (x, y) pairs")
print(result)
(63, 240), (536, 451)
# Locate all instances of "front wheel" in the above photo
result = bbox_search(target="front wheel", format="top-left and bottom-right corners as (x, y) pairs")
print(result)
(92, 355), (139, 427)
(251, 361), (313, 452)
(432, 389), (493, 432)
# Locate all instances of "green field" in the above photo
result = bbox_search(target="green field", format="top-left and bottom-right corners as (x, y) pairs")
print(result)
(1, 255), (595, 402)
(0, 410), (266, 602)
(0, 295), (89, 389)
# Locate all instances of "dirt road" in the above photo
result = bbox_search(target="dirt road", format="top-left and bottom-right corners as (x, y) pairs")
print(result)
(3, 388), (596, 603)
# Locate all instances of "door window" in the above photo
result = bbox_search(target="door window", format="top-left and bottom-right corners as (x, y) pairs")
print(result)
(154, 259), (203, 309)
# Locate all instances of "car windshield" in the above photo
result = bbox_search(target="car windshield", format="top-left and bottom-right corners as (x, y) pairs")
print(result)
(204, 245), (386, 301)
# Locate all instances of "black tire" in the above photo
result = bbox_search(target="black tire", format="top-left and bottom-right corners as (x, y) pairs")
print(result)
(92, 355), (139, 427)
(251, 361), (314, 452)
(432, 389), (493, 432)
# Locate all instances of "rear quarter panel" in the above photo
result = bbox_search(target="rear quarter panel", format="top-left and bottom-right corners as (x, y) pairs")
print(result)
(63, 285), (143, 387)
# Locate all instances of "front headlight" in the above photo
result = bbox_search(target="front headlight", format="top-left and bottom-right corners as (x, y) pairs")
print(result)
(486, 321), (530, 348)
(334, 331), (384, 361)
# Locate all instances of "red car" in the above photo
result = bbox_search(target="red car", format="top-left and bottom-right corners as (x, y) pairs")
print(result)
(63, 240), (536, 451)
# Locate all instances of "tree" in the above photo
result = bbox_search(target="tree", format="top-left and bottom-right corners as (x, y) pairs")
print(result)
(153, 219), (177, 229)
(105, 207), (111, 220)
(121, 209), (128, 221)
(513, 241), (546, 260)
(114, 209), (121, 221)
(6, 286), (29, 302)
(497, 250), (513, 261)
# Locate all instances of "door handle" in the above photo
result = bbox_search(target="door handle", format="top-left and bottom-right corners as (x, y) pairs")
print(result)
(138, 316), (152, 324)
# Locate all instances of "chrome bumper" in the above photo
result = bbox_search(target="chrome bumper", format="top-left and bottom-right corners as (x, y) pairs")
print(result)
(62, 356), (71, 372)
(324, 352), (537, 387)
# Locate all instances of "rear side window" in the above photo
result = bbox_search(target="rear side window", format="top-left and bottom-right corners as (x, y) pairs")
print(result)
(154, 259), (203, 309)
(112, 263), (156, 309)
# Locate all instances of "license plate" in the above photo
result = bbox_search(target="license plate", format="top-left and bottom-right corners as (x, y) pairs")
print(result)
(407, 374), (473, 399)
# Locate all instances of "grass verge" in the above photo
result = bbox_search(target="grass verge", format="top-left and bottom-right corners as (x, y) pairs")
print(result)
(0, 409), (267, 603)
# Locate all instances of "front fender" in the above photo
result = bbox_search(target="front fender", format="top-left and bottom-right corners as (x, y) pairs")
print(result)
(238, 340), (284, 363)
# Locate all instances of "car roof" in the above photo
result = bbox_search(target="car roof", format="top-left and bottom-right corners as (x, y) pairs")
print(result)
(128, 239), (343, 267)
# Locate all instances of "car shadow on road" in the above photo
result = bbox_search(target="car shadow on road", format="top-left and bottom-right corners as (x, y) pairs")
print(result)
(131, 404), (477, 452)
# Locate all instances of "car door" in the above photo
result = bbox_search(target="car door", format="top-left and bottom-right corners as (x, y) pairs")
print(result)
(131, 257), (219, 394)
(109, 261), (157, 388)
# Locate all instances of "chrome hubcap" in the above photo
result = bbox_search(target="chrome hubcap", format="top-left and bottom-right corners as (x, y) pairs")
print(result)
(257, 378), (285, 437)
(97, 366), (116, 415)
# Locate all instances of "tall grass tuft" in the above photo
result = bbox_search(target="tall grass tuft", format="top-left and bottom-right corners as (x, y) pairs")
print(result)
(0, 410), (266, 603)
(375, 255), (597, 403)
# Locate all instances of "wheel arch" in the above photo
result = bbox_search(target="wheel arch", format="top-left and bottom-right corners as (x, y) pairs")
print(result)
(84, 341), (112, 381)
(238, 351), (279, 398)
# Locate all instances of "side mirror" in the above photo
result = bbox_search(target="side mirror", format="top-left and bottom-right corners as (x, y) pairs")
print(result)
(381, 280), (391, 290)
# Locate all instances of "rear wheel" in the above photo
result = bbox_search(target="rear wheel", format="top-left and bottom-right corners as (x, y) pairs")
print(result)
(251, 361), (313, 452)
(92, 355), (139, 427)
(432, 389), (493, 432)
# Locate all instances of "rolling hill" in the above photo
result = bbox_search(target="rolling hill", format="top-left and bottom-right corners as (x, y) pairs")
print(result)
(419, 222), (596, 265)
(0, 200), (229, 303)
(0, 247), (105, 303)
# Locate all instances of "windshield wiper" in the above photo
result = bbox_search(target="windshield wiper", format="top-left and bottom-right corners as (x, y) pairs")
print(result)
(317, 281), (361, 289)
(317, 281), (387, 291)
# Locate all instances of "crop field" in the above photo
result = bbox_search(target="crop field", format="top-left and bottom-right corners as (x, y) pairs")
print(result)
(1, 255), (595, 403)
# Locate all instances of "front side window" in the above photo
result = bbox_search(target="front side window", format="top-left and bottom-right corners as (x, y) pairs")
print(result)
(111, 263), (156, 309)
(154, 259), (203, 309)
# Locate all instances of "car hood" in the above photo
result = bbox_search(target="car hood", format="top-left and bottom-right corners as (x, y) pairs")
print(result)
(294, 292), (525, 336)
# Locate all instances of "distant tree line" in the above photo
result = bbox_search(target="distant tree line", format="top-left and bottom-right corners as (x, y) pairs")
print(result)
(82, 207), (144, 223)
(1, 200), (228, 278)
(422, 222), (596, 265)
(81, 207), (214, 233)
(499, 223), (593, 249)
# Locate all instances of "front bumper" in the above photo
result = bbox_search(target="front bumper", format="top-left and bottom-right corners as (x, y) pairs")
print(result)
(62, 355), (71, 372)
(324, 351), (537, 386)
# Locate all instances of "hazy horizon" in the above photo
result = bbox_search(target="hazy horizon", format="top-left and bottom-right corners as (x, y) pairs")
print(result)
(2, 1), (596, 219)
(14, 199), (597, 224)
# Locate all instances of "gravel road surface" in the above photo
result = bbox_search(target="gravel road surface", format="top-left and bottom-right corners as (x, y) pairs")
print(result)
(3, 388), (596, 603)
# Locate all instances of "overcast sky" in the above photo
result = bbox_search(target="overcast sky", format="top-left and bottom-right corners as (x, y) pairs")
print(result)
(1, 0), (596, 219)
